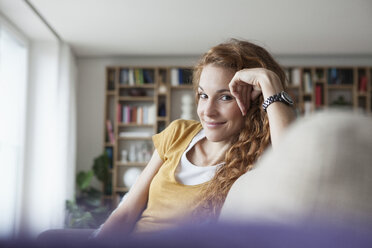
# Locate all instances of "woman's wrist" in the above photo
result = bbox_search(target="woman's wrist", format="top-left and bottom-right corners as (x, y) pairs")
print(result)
(259, 70), (284, 99)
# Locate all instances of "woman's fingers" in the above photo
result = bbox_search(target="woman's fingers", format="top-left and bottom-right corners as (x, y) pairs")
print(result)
(229, 70), (257, 116)
(230, 80), (252, 116)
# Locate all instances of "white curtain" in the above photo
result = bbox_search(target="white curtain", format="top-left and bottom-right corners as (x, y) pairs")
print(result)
(0, 19), (28, 239)
(20, 41), (77, 237)
(0, 16), (77, 238)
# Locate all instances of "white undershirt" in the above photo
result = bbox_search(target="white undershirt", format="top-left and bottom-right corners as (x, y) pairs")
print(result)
(175, 129), (224, 185)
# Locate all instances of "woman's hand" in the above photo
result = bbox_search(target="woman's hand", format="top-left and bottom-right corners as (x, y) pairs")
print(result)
(229, 68), (284, 116)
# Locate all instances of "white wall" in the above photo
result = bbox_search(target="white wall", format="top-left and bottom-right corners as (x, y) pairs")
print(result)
(76, 55), (372, 188)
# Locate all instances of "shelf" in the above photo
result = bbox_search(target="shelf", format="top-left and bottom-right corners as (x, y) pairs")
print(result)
(171, 85), (194, 89)
(106, 91), (116, 96)
(327, 85), (353, 90)
(118, 123), (154, 127)
(119, 84), (155, 88)
(357, 92), (369, 97)
(115, 187), (129, 193)
(286, 85), (300, 90)
(116, 162), (147, 167)
(314, 79), (326, 83)
(118, 137), (152, 141)
(157, 116), (167, 121)
(119, 96), (154, 101)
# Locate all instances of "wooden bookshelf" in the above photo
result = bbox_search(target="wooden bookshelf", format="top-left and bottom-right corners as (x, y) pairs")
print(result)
(284, 66), (372, 115)
(103, 66), (195, 205)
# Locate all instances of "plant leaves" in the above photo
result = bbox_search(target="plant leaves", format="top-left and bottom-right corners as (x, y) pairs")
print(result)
(92, 152), (109, 182)
(76, 171), (94, 190)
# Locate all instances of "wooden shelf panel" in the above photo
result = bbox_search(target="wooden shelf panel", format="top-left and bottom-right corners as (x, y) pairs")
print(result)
(357, 92), (369, 97)
(327, 85), (353, 90)
(118, 137), (152, 141)
(119, 96), (154, 101)
(118, 123), (154, 127)
(106, 91), (116, 96)
(171, 85), (194, 89)
(157, 116), (168, 121)
(119, 84), (155, 88)
(286, 85), (300, 90)
(115, 187), (129, 193)
(116, 162), (147, 167)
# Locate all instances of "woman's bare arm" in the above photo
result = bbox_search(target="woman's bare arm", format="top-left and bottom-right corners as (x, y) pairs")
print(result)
(95, 149), (163, 237)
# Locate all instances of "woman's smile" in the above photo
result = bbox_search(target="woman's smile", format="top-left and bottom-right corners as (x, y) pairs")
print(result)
(204, 121), (227, 128)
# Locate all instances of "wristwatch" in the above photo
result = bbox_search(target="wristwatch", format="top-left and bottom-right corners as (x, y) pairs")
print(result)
(262, 91), (294, 112)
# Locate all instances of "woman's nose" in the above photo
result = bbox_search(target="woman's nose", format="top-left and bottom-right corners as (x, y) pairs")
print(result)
(204, 100), (218, 117)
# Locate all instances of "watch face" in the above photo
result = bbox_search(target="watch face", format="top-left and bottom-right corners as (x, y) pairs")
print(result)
(281, 91), (294, 105)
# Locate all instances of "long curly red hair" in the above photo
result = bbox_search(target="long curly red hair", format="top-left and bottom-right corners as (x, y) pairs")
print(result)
(192, 39), (287, 220)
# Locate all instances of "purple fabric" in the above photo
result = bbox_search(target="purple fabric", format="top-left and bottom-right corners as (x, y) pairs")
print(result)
(2, 221), (372, 248)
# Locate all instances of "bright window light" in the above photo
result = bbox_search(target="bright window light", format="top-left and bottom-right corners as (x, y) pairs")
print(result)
(0, 23), (28, 238)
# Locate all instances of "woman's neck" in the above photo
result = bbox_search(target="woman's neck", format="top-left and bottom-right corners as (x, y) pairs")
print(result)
(187, 137), (231, 167)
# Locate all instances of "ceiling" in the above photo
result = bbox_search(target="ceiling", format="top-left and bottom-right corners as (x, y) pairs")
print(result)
(1, 0), (372, 57)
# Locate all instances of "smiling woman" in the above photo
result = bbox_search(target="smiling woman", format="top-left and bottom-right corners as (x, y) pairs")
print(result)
(95, 39), (295, 238)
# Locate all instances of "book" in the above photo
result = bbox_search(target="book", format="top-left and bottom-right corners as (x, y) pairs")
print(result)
(182, 69), (193, 85)
(359, 76), (367, 92)
(119, 69), (129, 84)
(106, 120), (115, 144)
(128, 69), (135, 85)
(171, 68), (179, 86)
(148, 104), (156, 124)
(117, 103), (122, 123)
(143, 69), (154, 83)
(315, 85), (323, 107)
(291, 68), (301, 86)
(303, 72), (312, 94)
(108, 70), (115, 90)
(178, 69), (183, 84)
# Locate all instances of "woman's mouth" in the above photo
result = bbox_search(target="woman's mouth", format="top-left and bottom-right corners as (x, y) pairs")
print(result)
(204, 121), (226, 128)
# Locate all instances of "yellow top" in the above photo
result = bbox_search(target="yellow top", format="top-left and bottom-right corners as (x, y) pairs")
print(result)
(133, 119), (207, 234)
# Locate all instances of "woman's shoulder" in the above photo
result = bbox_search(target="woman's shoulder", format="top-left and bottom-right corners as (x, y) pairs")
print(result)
(162, 119), (202, 141)
(169, 119), (201, 130)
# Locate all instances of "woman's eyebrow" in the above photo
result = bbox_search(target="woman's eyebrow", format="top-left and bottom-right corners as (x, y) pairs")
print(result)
(198, 86), (230, 93)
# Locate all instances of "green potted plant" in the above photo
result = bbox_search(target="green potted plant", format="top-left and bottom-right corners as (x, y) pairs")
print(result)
(65, 152), (111, 228)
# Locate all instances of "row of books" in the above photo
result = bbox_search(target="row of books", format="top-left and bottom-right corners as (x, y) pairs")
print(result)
(117, 104), (156, 124)
(287, 68), (361, 87)
(119, 69), (155, 85)
(171, 68), (193, 86)
(328, 69), (353, 85)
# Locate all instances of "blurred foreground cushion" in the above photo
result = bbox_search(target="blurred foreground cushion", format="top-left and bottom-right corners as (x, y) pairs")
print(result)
(220, 110), (372, 227)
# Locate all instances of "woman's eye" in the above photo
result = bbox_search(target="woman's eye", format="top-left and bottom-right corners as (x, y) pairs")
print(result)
(221, 95), (233, 101)
(198, 93), (207, 99)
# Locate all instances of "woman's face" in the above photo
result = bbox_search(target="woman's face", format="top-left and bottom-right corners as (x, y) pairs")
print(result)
(197, 64), (245, 143)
